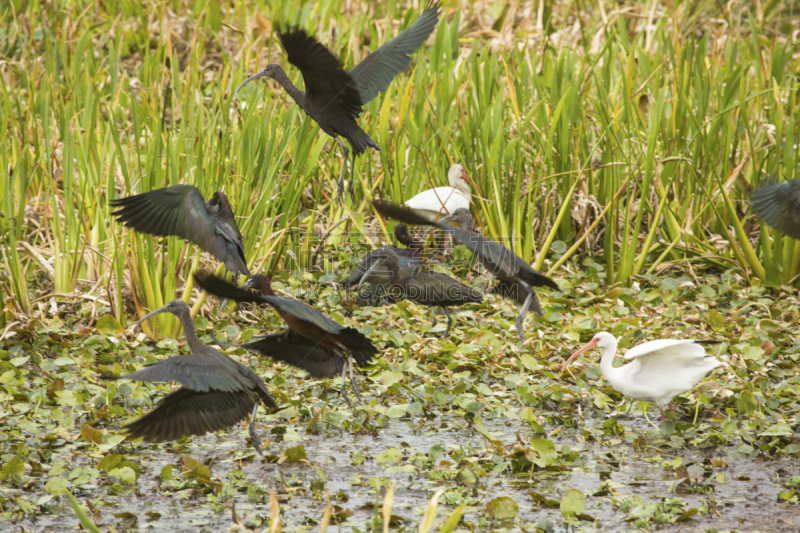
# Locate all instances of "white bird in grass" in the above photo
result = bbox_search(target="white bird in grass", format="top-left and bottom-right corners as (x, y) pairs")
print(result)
(561, 332), (726, 422)
(404, 164), (471, 221)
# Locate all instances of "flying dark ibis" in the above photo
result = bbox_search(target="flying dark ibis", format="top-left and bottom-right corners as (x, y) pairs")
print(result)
(106, 300), (275, 453)
(341, 223), (424, 301)
(212, 330), (345, 379)
(236, 2), (442, 203)
(750, 179), (800, 239)
(110, 185), (249, 278)
(371, 201), (560, 341)
(358, 248), (482, 336)
(194, 273), (378, 405)
(561, 332), (726, 422)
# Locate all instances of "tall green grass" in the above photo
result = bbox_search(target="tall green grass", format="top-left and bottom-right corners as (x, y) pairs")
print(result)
(1, 1), (797, 333)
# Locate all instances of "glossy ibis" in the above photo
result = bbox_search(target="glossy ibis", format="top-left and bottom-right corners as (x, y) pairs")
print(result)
(341, 223), (424, 302)
(404, 164), (471, 221)
(212, 330), (345, 379)
(371, 201), (560, 341)
(194, 273), (378, 405)
(561, 332), (725, 422)
(107, 300), (275, 453)
(110, 185), (249, 278)
(358, 248), (482, 337)
(750, 179), (800, 239)
(236, 2), (442, 203)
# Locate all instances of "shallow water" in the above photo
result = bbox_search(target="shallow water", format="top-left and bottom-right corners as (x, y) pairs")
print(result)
(14, 412), (799, 533)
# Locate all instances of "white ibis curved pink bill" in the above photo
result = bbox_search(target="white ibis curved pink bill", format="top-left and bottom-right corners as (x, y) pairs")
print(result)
(562, 332), (726, 421)
(404, 164), (471, 221)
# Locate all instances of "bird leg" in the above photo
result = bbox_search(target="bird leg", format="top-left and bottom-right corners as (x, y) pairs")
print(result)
(442, 307), (453, 338)
(248, 401), (263, 456)
(515, 290), (534, 342)
(339, 361), (352, 407)
(334, 138), (350, 205)
(430, 307), (438, 327)
(348, 354), (363, 403)
(348, 147), (357, 206)
(657, 409), (667, 422)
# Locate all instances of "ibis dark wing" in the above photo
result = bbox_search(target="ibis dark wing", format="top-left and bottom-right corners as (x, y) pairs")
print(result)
(123, 388), (255, 443)
(116, 354), (251, 394)
(371, 200), (559, 290)
(490, 281), (544, 316)
(205, 191), (243, 241)
(751, 180), (800, 239)
(342, 245), (394, 289)
(349, 1), (442, 104)
(280, 29), (363, 117)
(213, 331), (345, 378)
(403, 271), (483, 306)
(110, 185), (249, 276)
(194, 272), (347, 334)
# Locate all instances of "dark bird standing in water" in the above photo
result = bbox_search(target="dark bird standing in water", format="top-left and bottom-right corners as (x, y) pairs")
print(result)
(106, 300), (275, 453)
(110, 185), (249, 278)
(751, 180), (800, 239)
(236, 2), (442, 203)
(194, 273), (378, 405)
(371, 201), (560, 341)
(358, 248), (482, 336)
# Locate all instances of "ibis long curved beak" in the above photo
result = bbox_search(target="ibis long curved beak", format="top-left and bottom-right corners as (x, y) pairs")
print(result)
(356, 261), (383, 292)
(560, 337), (600, 374)
(132, 306), (170, 332)
(236, 69), (269, 95)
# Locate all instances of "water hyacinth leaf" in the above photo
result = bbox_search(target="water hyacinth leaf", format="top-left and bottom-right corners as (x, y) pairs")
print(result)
(96, 314), (124, 336)
(80, 424), (104, 444)
(485, 495), (518, 520)
(385, 404), (409, 418)
(45, 477), (70, 496)
(560, 488), (586, 518)
(759, 423), (793, 438)
(98, 454), (123, 471)
(281, 444), (309, 463)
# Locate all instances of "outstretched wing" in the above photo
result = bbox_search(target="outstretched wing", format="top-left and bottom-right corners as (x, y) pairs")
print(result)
(214, 331), (346, 378)
(350, 1), (442, 104)
(111, 185), (248, 274)
(280, 29), (363, 117)
(371, 200), (559, 291)
(113, 354), (249, 394)
(751, 180), (800, 239)
(193, 273), (350, 336)
(122, 388), (255, 443)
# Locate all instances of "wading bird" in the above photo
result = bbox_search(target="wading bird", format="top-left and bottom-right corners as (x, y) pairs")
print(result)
(405, 164), (472, 221)
(236, 2), (442, 203)
(750, 179), (800, 239)
(106, 300), (275, 453)
(341, 223), (424, 302)
(358, 248), (482, 336)
(371, 201), (560, 341)
(561, 332), (726, 421)
(212, 330), (344, 379)
(110, 185), (249, 278)
(194, 273), (378, 405)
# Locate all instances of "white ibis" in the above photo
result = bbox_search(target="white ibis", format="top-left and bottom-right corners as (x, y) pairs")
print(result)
(561, 332), (726, 421)
(404, 164), (471, 221)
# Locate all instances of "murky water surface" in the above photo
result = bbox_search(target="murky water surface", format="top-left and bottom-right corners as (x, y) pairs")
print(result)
(14, 413), (799, 532)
